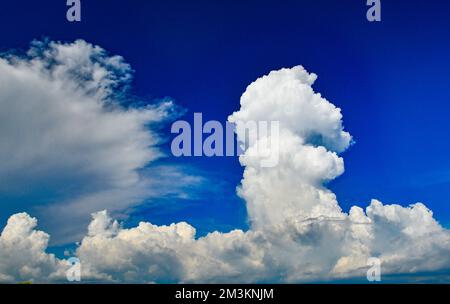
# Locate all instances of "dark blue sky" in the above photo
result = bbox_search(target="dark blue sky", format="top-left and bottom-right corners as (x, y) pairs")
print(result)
(1, 0), (450, 237)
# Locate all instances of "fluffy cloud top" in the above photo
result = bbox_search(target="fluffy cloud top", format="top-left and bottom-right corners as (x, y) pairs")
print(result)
(229, 66), (350, 229)
(0, 213), (65, 282)
(1, 60), (449, 283)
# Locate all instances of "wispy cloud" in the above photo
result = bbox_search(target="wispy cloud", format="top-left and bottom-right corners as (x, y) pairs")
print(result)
(0, 39), (187, 243)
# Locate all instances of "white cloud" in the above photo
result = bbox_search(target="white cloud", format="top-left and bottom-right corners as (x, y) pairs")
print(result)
(0, 40), (181, 243)
(1, 62), (449, 283)
(0, 213), (66, 283)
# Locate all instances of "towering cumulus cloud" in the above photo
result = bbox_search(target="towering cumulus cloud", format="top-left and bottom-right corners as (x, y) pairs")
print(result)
(229, 66), (351, 229)
(1, 58), (449, 282)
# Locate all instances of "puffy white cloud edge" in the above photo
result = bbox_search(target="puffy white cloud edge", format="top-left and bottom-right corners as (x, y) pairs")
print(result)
(0, 47), (449, 283)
